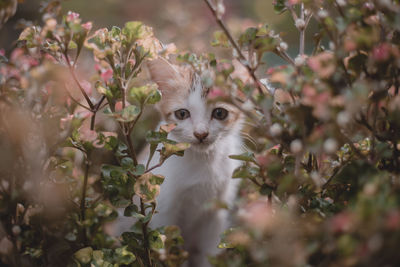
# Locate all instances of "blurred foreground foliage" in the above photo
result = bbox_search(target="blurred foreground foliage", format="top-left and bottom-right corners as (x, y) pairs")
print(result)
(0, 0), (400, 266)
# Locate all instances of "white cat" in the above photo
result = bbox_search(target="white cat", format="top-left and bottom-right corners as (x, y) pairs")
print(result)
(145, 57), (243, 267)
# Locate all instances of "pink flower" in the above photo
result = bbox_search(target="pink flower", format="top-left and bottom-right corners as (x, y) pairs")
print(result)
(372, 43), (391, 62)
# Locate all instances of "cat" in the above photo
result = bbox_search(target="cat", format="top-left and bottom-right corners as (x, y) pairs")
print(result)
(145, 57), (243, 267)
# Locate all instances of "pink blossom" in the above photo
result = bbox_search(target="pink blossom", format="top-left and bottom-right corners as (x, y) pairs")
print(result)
(288, 0), (300, 6)
(0, 49), (5, 56)
(372, 43), (391, 62)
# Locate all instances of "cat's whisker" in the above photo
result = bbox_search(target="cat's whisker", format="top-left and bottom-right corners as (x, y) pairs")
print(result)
(240, 132), (258, 150)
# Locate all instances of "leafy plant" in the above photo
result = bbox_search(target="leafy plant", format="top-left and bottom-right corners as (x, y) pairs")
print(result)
(1, 0), (400, 266)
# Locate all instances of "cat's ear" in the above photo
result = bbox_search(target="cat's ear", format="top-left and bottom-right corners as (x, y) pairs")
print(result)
(147, 57), (183, 93)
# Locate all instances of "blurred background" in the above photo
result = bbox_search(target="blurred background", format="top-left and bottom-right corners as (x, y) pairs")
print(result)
(0, 0), (318, 67)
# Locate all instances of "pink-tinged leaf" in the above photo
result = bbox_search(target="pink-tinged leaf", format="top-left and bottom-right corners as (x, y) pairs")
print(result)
(60, 115), (74, 130)
(79, 128), (97, 143)
(330, 212), (354, 233)
(386, 210), (400, 230)
(372, 43), (391, 62)
(82, 22), (92, 31)
(81, 80), (92, 95)
(115, 101), (123, 112)
(344, 39), (357, 52)
(208, 88), (227, 100)
(288, 0), (299, 5)
(307, 52), (336, 78)
(66, 11), (80, 22)
(101, 69), (113, 82)
(160, 123), (176, 133)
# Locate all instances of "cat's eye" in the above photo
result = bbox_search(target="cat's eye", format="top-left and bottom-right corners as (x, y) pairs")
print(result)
(212, 107), (228, 120)
(174, 109), (190, 120)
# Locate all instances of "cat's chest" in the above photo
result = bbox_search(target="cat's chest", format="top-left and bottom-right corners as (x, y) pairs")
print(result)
(161, 152), (232, 190)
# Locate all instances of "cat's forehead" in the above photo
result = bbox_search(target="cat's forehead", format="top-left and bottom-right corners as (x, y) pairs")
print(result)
(189, 72), (209, 99)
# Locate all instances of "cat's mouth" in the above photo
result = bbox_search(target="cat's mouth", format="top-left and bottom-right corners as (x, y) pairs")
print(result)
(191, 139), (214, 150)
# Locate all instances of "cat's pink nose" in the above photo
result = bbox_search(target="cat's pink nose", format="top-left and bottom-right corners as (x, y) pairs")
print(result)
(194, 131), (209, 142)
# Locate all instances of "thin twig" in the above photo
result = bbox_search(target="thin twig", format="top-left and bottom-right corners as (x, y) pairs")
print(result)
(65, 87), (91, 111)
(203, 0), (270, 96)
(145, 160), (165, 174)
(64, 51), (94, 110)
(299, 3), (305, 55)
(140, 198), (152, 266)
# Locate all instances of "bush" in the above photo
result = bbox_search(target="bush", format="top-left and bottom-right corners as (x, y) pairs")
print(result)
(0, 0), (400, 266)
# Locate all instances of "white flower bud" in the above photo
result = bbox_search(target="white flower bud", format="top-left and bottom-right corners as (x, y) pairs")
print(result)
(242, 100), (254, 111)
(12, 225), (21, 236)
(337, 0), (346, 6)
(290, 139), (303, 154)
(295, 19), (306, 29)
(323, 138), (338, 154)
(317, 9), (328, 18)
(337, 111), (350, 126)
(279, 42), (288, 51)
(270, 123), (283, 137)
(294, 55), (306, 66)
(329, 41), (335, 50)
(311, 171), (323, 187)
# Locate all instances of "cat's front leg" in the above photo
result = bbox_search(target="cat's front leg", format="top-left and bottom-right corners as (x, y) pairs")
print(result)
(182, 209), (228, 267)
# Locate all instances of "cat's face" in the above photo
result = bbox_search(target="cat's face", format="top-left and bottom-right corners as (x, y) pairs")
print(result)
(148, 58), (242, 150)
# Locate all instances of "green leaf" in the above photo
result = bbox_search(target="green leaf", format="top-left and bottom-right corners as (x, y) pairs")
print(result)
(105, 105), (141, 122)
(124, 204), (145, 221)
(146, 130), (168, 145)
(74, 247), (93, 264)
(149, 230), (165, 249)
(273, 0), (287, 14)
(211, 31), (230, 48)
(238, 27), (258, 47)
(121, 157), (134, 170)
(129, 83), (161, 105)
(115, 246), (136, 264)
(259, 184), (273, 195)
(134, 172), (165, 203)
(162, 142), (190, 158)
(232, 164), (260, 179)
(122, 21), (145, 44)
(229, 152), (256, 163)
(0, 54), (8, 63)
